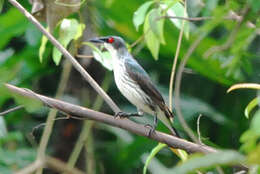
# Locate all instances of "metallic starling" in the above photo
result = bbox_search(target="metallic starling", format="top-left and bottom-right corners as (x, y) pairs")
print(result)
(89, 36), (179, 137)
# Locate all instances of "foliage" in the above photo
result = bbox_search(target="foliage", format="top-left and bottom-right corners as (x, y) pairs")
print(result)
(0, 0), (260, 173)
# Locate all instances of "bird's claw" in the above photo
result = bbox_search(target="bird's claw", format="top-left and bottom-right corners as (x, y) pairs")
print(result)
(144, 124), (156, 137)
(114, 111), (129, 119)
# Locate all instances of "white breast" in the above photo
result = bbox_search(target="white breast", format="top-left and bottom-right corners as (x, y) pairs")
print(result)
(113, 58), (153, 115)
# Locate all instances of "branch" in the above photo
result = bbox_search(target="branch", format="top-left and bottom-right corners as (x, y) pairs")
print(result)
(8, 0), (120, 113)
(5, 83), (217, 154)
(0, 105), (24, 116)
(174, 34), (206, 143)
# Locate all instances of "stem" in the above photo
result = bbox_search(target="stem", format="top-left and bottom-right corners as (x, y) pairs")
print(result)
(36, 59), (72, 174)
(169, 18), (185, 111)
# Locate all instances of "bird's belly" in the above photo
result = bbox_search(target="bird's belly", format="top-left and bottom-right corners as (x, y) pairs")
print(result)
(114, 70), (153, 114)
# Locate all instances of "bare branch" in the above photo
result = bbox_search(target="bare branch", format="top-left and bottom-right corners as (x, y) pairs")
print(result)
(0, 105), (24, 116)
(8, 0), (120, 113)
(5, 83), (217, 154)
(15, 160), (44, 174)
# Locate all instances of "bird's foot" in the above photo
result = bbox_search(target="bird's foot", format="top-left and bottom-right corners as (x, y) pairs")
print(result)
(114, 111), (142, 119)
(144, 124), (156, 137)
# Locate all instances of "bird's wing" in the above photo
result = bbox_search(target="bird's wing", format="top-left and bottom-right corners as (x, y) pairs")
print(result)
(125, 58), (174, 120)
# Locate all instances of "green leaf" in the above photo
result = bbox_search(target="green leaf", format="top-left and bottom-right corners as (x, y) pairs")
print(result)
(39, 31), (48, 63)
(171, 150), (245, 174)
(143, 143), (167, 174)
(148, 9), (165, 44)
(53, 19), (83, 65)
(133, 1), (154, 31)
(144, 10), (160, 60)
(83, 42), (113, 71)
(251, 109), (260, 135)
(248, 144), (260, 165)
(161, 1), (189, 38)
(245, 97), (260, 119)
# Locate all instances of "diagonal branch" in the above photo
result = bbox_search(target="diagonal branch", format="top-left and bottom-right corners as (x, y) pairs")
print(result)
(8, 0), (120, 113)
(5, 83), (217, 154)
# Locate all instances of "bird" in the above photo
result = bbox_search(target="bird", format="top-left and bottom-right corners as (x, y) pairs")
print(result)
(89, 36), (179, 137)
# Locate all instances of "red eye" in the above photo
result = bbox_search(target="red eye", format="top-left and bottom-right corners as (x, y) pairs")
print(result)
(108, 37), (114, 43)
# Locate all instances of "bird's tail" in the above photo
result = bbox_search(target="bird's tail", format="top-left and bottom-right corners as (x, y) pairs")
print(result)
(163, 105), (181, 137)
(163, 105), (188, 161)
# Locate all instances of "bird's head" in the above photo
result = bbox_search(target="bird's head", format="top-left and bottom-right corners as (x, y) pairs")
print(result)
(89, 36), (127, 56)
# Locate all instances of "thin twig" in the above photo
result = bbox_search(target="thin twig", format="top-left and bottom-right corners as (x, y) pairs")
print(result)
(45, 156), (85, 174)
(203, 5), (250, 58)
(5, 83), (218, 154)
(130, 34), (145, 48)
(0, 105), (24, 116)
(196, 114), (204, 145)
(64, 74), (111, 173)
(15, 160), (44, 174)
(8, 0), (120, 113)
(169, 10), (185, 111)
(174, 34), (206, 143)
(36, 59), (72, 174)
(76, 54), (94, 58)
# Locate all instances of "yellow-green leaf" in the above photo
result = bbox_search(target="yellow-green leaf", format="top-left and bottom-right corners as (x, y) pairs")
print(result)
(133, 1), (154, 31)
(245, 97), (259, 119)
(227, 83), (260, 93)
(144, 10), (160, 60)
(148, 9), (165, 44)
(82, 42), (113, 71)
(143, 143), (167, 174)
(39, 28), (49, 63)
(161, 1), (189, 39)
(53, 19), (83, 65)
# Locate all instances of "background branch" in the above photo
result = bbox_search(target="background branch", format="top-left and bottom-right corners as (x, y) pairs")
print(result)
(5, 83), (217, 154)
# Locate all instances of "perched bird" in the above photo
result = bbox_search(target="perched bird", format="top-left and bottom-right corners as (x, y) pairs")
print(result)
(89, 36), (179, 137)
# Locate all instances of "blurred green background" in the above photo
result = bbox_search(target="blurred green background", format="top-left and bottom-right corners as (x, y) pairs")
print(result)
(0, 0), (259, 173)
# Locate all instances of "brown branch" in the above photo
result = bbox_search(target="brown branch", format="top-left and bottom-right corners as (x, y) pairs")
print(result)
(15, 156), (85, 174)
(5, 83), (217, 154)
(8, 0), (120, 113)
(0, 105), (24, 116)
(174, 34), (206, 143)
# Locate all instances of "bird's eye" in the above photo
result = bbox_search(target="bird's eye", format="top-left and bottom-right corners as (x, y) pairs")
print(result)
(108, 37), (114, 43)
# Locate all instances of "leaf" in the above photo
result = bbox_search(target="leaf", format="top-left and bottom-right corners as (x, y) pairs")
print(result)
(248, 144), (260, 165)
(227, 83), (260, 93)
(251, 110), (260, 135)
(143, 143), (167, 174)
(83, 42), (113, 71)
(161, 1), (189, 38)
(171, 150), (245, 174)
(245, 97), (260, 119)
(133, 1), (154, 31)
(144, 10), (160, 60)
(39, 31), (48, 63)
(148, 9), (165, 44)
(52, 19), (83, 65)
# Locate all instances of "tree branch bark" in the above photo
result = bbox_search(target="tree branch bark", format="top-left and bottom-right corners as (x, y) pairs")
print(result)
(5, 83), (217, 154)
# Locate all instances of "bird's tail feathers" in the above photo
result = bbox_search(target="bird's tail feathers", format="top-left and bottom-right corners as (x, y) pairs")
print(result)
(163, 105), (181, 138)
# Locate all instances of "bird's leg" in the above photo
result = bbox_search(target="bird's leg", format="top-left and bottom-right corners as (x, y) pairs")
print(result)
(145, 113), (158, 137)
(115, 111), (143, 118)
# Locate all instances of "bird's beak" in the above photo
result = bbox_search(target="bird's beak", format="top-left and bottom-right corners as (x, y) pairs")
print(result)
(88, 37), (107, 43)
